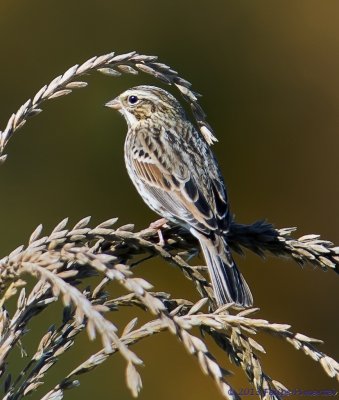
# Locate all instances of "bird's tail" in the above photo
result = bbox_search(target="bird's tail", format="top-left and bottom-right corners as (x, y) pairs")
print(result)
(193, 230), (253, 307)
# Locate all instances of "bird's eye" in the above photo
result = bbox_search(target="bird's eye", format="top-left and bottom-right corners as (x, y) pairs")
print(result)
(128, 95), (139, 105)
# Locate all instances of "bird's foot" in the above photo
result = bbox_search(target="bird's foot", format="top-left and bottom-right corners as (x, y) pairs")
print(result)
(149, 218), (169, 230)
(149, 218), (169, 246)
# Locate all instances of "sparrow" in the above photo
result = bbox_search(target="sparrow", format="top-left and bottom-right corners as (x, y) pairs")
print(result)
(105, 85), (253, 307)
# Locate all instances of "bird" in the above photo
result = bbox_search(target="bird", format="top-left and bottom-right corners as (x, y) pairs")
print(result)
(105, 85), (253, 307)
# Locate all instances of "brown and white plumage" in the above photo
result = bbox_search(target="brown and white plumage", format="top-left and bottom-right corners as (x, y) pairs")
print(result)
(106, 85), (253, 307)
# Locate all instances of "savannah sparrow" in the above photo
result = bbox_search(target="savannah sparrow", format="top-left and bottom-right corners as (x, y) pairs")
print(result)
(105, 86), (253, 307)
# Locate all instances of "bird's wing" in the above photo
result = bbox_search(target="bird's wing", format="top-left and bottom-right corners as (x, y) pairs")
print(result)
(130, 125), (230, 235)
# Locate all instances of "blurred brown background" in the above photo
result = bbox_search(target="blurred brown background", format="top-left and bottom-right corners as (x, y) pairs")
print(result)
(0, 1), (338, 399)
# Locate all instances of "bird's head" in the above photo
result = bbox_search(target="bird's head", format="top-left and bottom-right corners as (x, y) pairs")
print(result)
(105, 85), (185, 128)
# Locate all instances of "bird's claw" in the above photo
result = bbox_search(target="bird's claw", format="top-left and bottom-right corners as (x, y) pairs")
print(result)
(149, 218), (169, 230)
(149, 218), (169, 246)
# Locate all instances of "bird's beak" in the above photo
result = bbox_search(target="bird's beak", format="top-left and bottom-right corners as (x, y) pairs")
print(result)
(105, 97), (122, 110)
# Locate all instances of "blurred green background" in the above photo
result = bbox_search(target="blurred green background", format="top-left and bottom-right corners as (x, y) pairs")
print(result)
(0, 1), (338, 399)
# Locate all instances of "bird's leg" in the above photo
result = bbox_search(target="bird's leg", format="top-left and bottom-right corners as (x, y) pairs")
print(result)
(149, 218), (169, 246)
